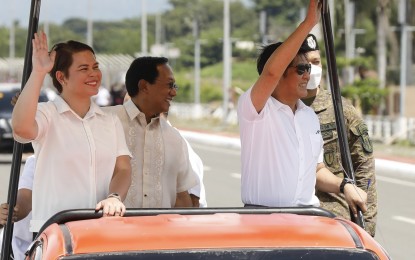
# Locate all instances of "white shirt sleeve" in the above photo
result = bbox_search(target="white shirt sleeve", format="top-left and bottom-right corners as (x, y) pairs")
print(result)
(18, 155), (36, 190)
(185, 140), (207, 208)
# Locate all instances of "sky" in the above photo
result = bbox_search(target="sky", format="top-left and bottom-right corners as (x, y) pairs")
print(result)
(0, 0), (172, 27)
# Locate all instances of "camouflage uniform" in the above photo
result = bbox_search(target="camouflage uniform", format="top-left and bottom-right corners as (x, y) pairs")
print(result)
(310, 89), (377, 237)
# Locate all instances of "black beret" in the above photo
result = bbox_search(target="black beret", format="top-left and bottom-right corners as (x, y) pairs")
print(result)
(300, 34), (319, 52)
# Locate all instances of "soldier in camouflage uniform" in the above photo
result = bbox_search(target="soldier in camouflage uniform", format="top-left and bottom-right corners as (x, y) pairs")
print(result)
(300, 34), (377, 237)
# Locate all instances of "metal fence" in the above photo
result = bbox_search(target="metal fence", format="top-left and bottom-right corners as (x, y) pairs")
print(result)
(364, 115), (415, 145)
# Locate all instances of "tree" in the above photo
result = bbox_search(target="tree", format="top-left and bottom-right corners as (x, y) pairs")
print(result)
(341, 78), (388, 115)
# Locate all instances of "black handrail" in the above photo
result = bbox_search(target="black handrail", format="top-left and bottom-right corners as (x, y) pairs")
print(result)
(320, 0), (365, 228)
(35, 207), (336, 236)
(0, 0), (41, 259)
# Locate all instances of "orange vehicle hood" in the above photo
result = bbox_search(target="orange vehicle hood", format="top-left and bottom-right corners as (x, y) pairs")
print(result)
(43, 213), (360, 255)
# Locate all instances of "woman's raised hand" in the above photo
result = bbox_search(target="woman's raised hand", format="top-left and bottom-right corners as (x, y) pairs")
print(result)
(32, 32), (55, 75)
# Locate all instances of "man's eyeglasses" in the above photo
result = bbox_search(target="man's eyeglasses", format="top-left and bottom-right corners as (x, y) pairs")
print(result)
(155, 80), (179, 91)
(167, 82), (179, 91)
(291, 63), (311, 76)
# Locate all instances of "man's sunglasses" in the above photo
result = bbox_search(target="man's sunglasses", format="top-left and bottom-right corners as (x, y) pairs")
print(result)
(291, 63), (311, 75)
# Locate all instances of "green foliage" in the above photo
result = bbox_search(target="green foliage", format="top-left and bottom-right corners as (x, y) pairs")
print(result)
(174, 60), (256, 103)
(62, 18), (88, 35)
(94, 27), (141, 55)
(171, 73), (193, 103)
(0, 27), (8, 56)
(0, 0), (406, 114)
(166, 0), (258, 70)
(200, 84), (223, 103)
(252, 0), (303, 24)
(350, 56), (375, 69)
(47, 23), (83, 44)
(0, 25), (30, 57)
(199, 60), (257, 89)
(341, 79), (388, 115)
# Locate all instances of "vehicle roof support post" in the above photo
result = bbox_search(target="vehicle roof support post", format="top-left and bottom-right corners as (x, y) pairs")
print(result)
(1, 0), (41, 258)
(320, 0), (365, 229)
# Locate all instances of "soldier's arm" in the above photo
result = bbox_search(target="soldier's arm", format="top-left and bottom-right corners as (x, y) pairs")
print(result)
(345, 103), (377, 237)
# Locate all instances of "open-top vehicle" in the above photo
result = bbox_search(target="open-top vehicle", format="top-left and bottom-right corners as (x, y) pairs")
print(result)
(25, 208), (389, 260)
(1, 1), (390, 260)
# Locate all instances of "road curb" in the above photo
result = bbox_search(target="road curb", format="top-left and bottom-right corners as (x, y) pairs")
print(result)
(181, 130), (241, 150)
(375, 159), (415, 181)
(180, 130), (415, 180)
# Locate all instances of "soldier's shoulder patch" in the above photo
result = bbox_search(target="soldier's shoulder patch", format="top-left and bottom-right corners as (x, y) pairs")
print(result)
(356, 123), (369, 135)
(324, 150), (335, 166)
(320, 122), (336, 141)
(320, 122), (336, 132)
(353, 123), (373, 153)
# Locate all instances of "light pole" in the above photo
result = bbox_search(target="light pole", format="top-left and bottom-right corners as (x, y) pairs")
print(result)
(9, 3), (15, 60)
(377, 0), (387, 115)
(259, 10), (267, 44)
(344, 0), (355, 85)
(141, 0), (148, 55)
(398, 0), (407, 118)
(155, 12), (161, 45)
(193, 18), (201, 105)
(222, 0), (231, 124)
(87, 0), (93, 47)
(9, 0), (15, 80)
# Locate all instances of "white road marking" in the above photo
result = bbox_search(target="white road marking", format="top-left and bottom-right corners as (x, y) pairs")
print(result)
(231, 173), (241, 179)
(392, 216), (415, 225)
(376, 175), (415, 187)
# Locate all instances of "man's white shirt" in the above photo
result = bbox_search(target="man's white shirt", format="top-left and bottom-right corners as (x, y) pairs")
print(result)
(238, 87), (323, 207)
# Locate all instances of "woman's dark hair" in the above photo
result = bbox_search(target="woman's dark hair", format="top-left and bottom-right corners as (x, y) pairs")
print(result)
(125, 56), (169, 98)
(49, 41), (95, 93)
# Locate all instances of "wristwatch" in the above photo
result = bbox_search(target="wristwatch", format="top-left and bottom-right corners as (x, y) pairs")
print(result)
(107, 193), (121, 201)
(339, 178), (355, 194)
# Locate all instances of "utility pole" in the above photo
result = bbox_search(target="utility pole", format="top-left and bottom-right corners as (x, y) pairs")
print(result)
(259, 10), (267, 45)
(87, 0), (93, 47)
(344, 0), (355, 85)
(9, 5), (15, 60)
(141, 0), (148, 55)
(193, 18), (201, 106)
(222, 0), (231, 124)
(155, 12), (161, 45)
(329, 0), (335, 31)
(398, 0), (407, 118)
(9, 0), (15, 80)
(377, 0), (387, 115)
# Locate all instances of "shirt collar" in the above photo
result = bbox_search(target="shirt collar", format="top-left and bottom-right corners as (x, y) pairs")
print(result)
(54, 95), (105, 117)
(270, 96), (307, 112)
(296, 99), (308, 111)
(123, 99), (160, 122)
